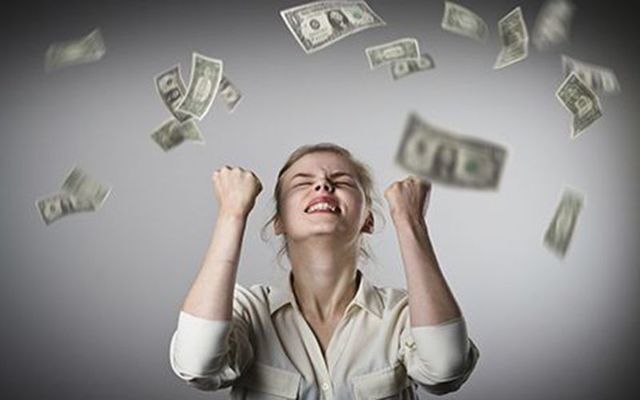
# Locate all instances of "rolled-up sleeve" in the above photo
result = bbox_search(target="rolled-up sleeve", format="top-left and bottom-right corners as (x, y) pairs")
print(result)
(169, 289), (255, 391)
(400, 317), (479, 395)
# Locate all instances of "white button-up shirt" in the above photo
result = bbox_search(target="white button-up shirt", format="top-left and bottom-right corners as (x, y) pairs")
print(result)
(170, 269), (479, 399)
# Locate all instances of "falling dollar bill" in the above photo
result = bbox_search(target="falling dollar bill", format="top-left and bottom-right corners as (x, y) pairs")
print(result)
(219, 76), (242, 112)
(61, 166), (112, 210)
(366, 38), (420, 70)
(395, 113), (507, 190)
(45, 28), (106, 72)
(36, 166), (111, 226)
(391, 53), (435, 80)
(152, 120), (185, 151)
(441, 1), (489, 42)
(556, 72), (602, 138)
(494, 7), (529, 69)
(151, 118), (204, 152)
(178, 119), (204, 143)
(36, 192), (95, 225)
(155, 65), (192, 122)
(532, 0), (576, 51)
(280, 0), (385, 53)
(561, 55), (620, 95)
(177, 52), (223, 120)
(544, 188), (584, 258)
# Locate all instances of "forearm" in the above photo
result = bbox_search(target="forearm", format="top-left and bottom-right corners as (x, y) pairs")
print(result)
(392, 213), (462, 326)
(181, 211), (249, 321)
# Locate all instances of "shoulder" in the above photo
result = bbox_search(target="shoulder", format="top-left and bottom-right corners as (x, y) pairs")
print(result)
(231, 282), (272, 304)
(228, 282), (272, 318)
(366, 278), (410, 314)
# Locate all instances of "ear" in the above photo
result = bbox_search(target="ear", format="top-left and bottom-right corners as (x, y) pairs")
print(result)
(274, 215), (285, 236)
(361, 211), (374, 234)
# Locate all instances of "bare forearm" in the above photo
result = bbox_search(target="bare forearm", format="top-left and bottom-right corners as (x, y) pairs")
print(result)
(181, 211), (248, 321)
(392, 214), (462, 326)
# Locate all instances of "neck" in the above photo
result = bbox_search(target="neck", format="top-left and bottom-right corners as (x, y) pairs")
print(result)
(288, 240), (359, 323)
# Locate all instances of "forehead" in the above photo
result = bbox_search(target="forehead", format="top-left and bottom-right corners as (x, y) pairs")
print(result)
(284, 151), (356, 178)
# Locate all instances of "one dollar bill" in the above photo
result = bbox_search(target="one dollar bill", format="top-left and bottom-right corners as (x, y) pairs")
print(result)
(366, 38), (420, 70)
(36, 193), (94, 225)
(36, 166), (111, 225)
(544, 188), (584, 258)
(280, 0), (385, 53)
(395, 113), (507, 190)
(494, 7), (529, 69)
(61, 166), (112, 210)
(561, 55), (620, 95)
(177, 52), (223, 120)
(532, 0), (576, 51)
(391, 53), (435, 80)
(155, 65), (192, 122)
(219, 76), (242, 112)
(556, 72), (602, 139)
(45, 28), (106, 72)
(151, 118), (204, 152)
(441, 1), (489, 42)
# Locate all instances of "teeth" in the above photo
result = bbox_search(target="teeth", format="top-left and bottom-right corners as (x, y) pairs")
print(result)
(307, 202), (337, 213)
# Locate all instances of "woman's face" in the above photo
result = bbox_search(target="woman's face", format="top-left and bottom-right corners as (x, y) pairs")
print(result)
(274, 151), (373, 244)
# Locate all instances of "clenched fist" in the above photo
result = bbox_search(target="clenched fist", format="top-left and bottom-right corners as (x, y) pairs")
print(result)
(212, 166), (263, 218)
(384, 176), (432, 223)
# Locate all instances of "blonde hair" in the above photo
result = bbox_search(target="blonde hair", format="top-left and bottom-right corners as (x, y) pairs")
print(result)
(260, 143), (386, 270)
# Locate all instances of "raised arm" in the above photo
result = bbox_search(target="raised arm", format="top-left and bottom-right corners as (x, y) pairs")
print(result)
(384, 176), (460, 326)
(384, 176), (478, 393)
(182, 165), (263, 320)
(170, 166), (262, 391)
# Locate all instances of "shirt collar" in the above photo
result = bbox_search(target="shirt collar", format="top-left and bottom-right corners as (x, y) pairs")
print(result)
(267, 268), (384, 319)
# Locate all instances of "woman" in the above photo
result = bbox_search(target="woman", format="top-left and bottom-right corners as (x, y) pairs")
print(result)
(169, 143), (479, 399)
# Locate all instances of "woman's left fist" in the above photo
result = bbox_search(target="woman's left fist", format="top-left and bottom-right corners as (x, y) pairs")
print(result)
(383, 176), (432, 222)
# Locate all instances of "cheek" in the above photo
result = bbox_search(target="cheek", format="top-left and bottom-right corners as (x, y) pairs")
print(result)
(280, 194), (303, 220)
(344, 197), (367, 220)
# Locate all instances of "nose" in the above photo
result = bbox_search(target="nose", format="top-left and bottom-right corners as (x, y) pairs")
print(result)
(314, 180), (334, 193)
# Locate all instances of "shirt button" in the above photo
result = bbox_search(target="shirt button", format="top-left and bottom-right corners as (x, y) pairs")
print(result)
(321, 382), (330, 391)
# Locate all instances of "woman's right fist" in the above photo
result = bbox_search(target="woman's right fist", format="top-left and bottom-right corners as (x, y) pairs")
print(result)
(212, 166), (263, 218)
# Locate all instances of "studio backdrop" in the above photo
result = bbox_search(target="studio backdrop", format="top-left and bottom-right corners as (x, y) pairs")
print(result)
(1, 1), (638, 399)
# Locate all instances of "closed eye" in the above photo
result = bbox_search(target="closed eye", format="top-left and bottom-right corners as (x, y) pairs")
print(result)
(293, 182), (312, 188)
(335, 181), (355, 187)
(292, 180), (354, 188)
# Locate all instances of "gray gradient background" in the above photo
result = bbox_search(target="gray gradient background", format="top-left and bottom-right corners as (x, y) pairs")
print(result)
(1, 0), (639, 399)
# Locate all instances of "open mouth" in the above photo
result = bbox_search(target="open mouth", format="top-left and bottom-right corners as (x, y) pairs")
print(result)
(304, 202), (341, 214)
